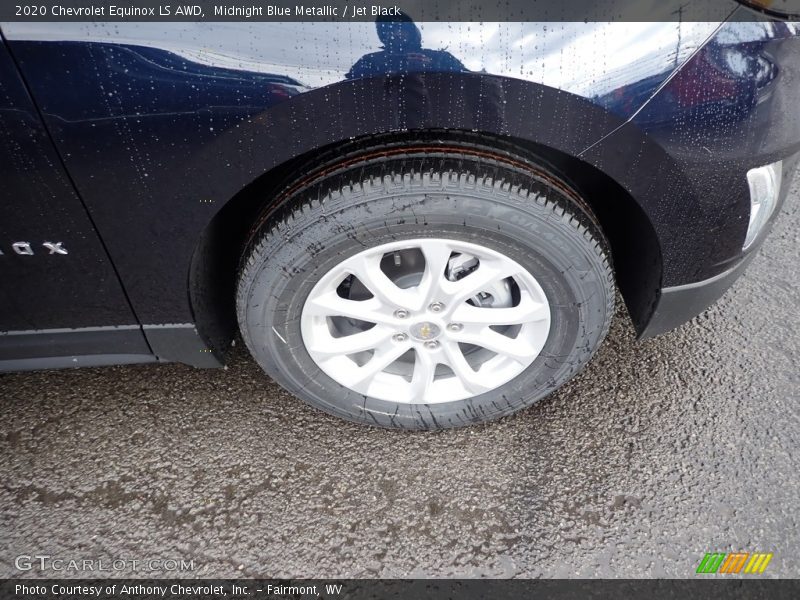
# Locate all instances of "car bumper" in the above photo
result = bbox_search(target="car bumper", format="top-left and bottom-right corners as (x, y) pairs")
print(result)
(639, 154), (797, 339)
(639, 251), (757, 339)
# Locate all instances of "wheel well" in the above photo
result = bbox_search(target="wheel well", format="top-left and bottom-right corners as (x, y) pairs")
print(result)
(189, 130), (662, 357)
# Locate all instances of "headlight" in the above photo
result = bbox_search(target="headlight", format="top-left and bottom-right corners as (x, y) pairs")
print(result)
(744, 161), (782, 250)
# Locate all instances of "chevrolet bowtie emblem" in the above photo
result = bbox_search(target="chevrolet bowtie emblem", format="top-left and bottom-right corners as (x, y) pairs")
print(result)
(410, 321), (441, 342)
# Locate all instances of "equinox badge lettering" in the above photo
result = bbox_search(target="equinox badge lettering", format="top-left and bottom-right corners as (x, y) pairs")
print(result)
(1, 242), (69, 256)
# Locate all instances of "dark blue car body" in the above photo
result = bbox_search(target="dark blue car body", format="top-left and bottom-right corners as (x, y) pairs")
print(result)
(1, 10), (799, 370)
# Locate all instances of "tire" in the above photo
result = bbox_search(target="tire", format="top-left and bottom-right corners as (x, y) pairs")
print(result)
(237, 145), (614, 430)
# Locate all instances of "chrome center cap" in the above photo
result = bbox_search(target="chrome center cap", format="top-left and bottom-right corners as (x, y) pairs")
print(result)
(409, 321), (441, 342)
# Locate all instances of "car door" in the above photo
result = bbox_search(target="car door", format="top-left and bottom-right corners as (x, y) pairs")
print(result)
(0, 36), (153, 370)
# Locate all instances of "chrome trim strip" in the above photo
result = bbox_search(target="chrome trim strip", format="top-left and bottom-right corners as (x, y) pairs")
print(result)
(0, 325), (141, 336)
(0, 354), (157, 372)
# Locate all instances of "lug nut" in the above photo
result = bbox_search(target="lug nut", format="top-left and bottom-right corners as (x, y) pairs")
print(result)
(447, 323), (463, 332)
(424, 340), (440, 350)
(393, 333), (408, 342)
(394, 309), (409, 319)
(429, 302), (445, 313)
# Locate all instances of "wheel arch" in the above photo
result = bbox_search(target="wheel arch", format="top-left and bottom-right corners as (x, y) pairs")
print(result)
(189, 130), (663, 359)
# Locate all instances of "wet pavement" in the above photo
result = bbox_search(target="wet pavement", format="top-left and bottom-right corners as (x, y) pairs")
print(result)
(1, 172), (798, 579)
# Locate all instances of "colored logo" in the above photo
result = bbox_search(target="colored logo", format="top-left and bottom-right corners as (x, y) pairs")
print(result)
(696, 552), (773, 574)
(410, 321), (441, 341)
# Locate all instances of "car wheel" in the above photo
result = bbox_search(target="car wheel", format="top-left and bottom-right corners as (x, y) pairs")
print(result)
(236, 147), (614, 429)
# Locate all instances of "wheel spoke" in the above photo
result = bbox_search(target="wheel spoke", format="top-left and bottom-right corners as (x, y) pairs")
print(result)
(348, 253), (417, 308)
(449, 329), (535, 365)
(451, 294), (549, 326)
(304, 293), (396, 326)
(409, 349), (437, 400)
(439, 258), (518, 307)
(345, 341), (411, 388)
(441, 341), (493, 395)
(307, 325), (393, 358)
(416, 239), (455, 306)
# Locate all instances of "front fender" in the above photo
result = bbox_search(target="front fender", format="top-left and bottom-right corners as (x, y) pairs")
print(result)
(1, 21), (727, 361)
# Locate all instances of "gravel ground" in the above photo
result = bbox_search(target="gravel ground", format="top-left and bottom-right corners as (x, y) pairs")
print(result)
(1, 171), (798, 579)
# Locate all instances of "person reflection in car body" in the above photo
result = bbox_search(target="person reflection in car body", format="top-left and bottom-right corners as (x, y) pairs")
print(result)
(346, 13), (467, 79)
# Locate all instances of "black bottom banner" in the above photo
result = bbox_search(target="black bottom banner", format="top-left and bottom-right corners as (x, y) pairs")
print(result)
(2, 579), (800, 600)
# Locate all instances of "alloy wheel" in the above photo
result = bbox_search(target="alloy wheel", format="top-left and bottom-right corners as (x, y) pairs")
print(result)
(300, 238), (551, 404)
